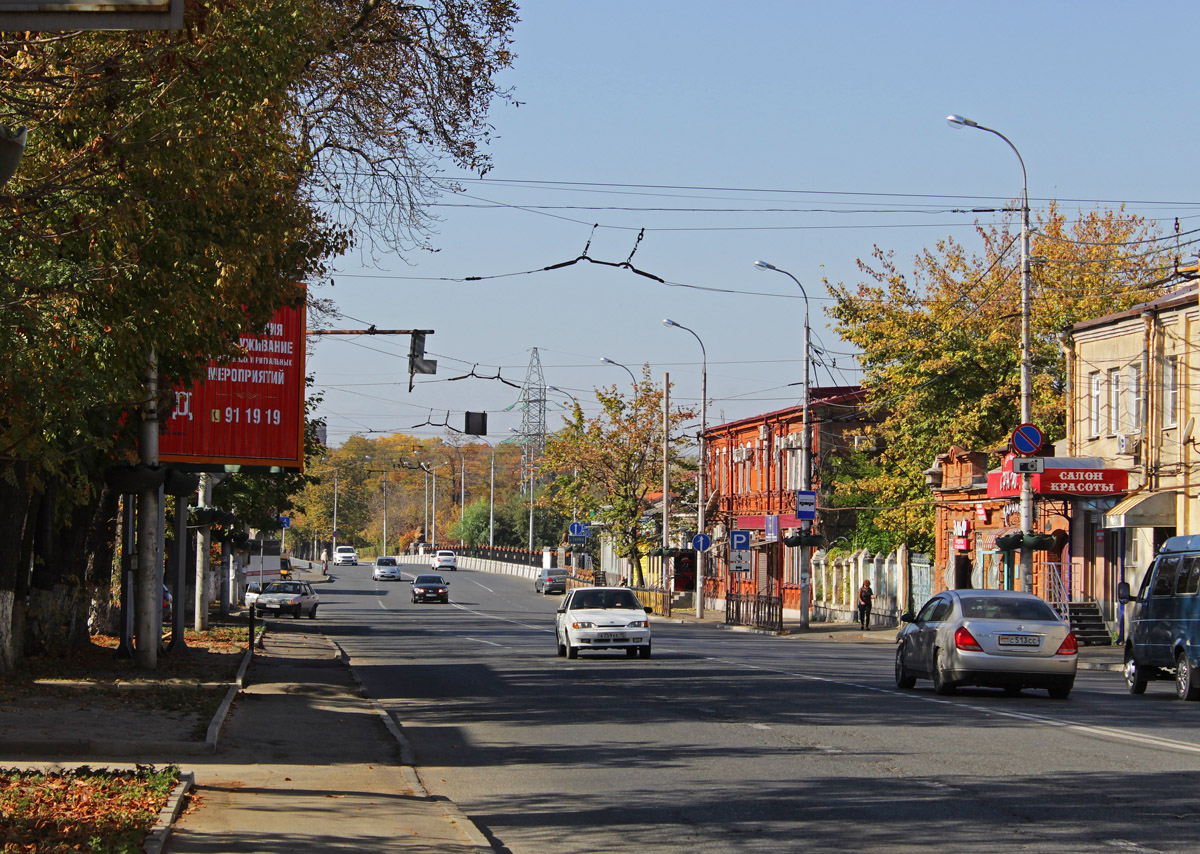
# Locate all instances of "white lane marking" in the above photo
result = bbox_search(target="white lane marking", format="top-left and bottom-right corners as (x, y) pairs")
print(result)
(465, 637), (502, 647)
(450, 602), (552, 633)
(705, 655), (1200, 758)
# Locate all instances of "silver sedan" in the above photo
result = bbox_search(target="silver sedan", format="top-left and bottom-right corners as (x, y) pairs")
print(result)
(895, 589), (1078, 698)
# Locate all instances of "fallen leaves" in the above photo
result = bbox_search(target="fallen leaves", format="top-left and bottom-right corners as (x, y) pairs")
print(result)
(0, 764), (178, 853)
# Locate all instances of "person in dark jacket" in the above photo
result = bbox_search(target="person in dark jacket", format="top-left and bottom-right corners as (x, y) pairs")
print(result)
(857, 580), (874, 631)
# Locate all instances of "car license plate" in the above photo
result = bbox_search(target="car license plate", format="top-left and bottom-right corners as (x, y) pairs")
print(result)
(998, 634), (1040, 647)
(596, 632), (625, 640)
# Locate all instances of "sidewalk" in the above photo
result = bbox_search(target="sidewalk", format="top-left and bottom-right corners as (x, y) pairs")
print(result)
(166, 622), (491, 853)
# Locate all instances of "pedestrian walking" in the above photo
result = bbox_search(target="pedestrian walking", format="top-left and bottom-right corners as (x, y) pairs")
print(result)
(857, 579), (873, 631)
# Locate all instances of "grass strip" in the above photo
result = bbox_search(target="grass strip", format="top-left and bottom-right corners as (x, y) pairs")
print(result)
(0, 764), (178, 853)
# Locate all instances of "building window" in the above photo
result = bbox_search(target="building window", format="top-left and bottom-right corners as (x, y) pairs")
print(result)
(1107, 367), (1121, 435)
(1125, 363), (1142, 433)
(1089, 371), (1102, 438)
(1165, 355), (1179, 428)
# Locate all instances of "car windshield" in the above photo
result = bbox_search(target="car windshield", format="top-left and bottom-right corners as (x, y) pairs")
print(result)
(377, 557), (396, 566)
(959, 595), (1059, 622)
(415, 575), (445, 585)
(571, 590), (641, 610)
(264, 583), (302, 595)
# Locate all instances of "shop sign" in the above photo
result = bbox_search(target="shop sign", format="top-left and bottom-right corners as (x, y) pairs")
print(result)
(987, 455), (1127, 498)
(953, 519), (971, 551)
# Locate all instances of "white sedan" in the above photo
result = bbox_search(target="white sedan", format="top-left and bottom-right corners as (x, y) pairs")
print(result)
(373, 556), (404, 581)
(254, 581), (319, 619)
(555, 586), (652, 659)
(431, 550), (458, 571)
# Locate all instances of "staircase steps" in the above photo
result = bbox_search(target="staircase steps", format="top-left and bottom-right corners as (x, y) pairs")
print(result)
(1067, 601), (1113, 646)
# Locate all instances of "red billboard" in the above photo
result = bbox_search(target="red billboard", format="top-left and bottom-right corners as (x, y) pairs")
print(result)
(987, 455), (1127, 499)
(159, 301), (306, 471)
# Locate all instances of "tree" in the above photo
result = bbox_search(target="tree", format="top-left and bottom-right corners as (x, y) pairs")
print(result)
(0, 1), (518, 670)
(541, 373), (696, 585)
(825, 205), (1172, 549)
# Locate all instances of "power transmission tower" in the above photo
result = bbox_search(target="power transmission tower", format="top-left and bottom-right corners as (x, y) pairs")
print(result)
(517, 348), (547, 494)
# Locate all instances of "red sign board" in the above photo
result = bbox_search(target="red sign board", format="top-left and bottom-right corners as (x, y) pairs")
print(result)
(159, 302), (306, 471)
(987, 455), (1127, 498)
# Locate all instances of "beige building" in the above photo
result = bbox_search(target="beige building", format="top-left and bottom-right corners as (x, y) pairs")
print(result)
(1059, 284), (1198, 624)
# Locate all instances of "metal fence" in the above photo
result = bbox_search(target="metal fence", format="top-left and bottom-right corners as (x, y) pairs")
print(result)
(726, 592), (783, 633)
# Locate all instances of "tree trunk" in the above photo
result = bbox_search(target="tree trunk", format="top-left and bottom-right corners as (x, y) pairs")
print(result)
(0, 462), (31, 673)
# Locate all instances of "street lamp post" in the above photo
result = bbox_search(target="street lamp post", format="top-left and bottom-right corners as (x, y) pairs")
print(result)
(755, 260), (812, 628)
(664, 319), (708, 620)
(601, 356), (637, 389)
(947, 113), (1034, 594)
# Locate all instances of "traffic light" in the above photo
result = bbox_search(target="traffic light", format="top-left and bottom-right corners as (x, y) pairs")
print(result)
(465, 412), (487, 435)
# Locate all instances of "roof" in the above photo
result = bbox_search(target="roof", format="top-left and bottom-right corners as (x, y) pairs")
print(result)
(1071, 284), (1197, 334)
(704, 386), (868, 434)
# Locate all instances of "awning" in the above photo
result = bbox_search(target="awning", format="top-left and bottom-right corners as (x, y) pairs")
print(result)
(1103, 490), (1177, 529)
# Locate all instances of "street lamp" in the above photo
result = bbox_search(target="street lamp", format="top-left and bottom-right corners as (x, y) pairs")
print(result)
(664, 318), (708, 620)
(420, 462), (450, 548)
(947, 113), (1034, 594)
(754, 260), (812, 628)
(312, 466), (341, 563)
(601, 356), (637, 388)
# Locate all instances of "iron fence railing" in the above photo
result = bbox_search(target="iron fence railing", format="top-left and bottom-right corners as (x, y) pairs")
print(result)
(726, 592), (783, 633)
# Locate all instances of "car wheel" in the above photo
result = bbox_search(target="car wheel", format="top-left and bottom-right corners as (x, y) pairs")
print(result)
(1176, 651), (1200, 700)
(1047, 677), (1073, 700)
(292, 607), (302, 619)
(894, 643), (916, 690)
(626, 647), (638, 658)
(1125, 649), (1149, 695)
(556, 631), (567, 658)
(567, 643), (578, 660)
(932, 649), (955, 695)
(308, 604), (318, 620)
(638, 642), (651, 660)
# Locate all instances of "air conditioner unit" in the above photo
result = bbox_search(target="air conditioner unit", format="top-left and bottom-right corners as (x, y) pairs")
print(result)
(733, 448), (746, 463)
(759, 425), (769, 441)
(854, 436), (879, 452)
(1117, 433), (1139, 456)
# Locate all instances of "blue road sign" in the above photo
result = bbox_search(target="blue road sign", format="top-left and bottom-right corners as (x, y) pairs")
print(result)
(568, 534), (588, 545)
(693, 533), (712, 552)
(280, 516), (290, 529)
(569, 521), (589, 537)
(1011, 423), (1044, 456)
(795, 490), (817, 521)
(730, 529), (751, 551)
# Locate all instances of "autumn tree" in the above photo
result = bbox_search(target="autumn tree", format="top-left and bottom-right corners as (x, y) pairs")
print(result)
(541, 373), (697, 585)
(0, 0), (518, 669)
(825, 205), (1174, 550)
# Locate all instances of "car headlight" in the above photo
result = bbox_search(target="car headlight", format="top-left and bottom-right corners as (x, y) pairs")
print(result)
(571, 621), (594, 629)
(627, 620), (649, 628)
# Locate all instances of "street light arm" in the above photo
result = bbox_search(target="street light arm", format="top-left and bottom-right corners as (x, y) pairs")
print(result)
(946, 115), (1027, 206)
(754, 261), (810, 326)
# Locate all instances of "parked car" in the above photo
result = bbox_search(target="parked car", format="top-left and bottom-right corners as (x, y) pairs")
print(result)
(373, 556), (403, 581)
(255, 581), (319, 619)
(1119, 534), (1200, 699)
(555, 586), (652, 659)
(895, 589), (1077, 698)
(431, 550), (457, 571)
(535, 568), (568, 595)
(411, 574), (449, 604)
(245, 582), (262, 609)
(334, 545), (358, 566)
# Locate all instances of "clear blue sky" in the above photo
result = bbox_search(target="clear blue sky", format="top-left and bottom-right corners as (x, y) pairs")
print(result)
(311, 0), (1200, 447)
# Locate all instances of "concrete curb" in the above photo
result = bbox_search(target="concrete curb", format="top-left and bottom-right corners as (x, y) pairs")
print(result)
(143, 770), (195, 854)
(327, 635), (494, 854)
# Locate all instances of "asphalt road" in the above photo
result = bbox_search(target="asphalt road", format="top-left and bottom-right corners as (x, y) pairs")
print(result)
(319, 560), (1200, 854)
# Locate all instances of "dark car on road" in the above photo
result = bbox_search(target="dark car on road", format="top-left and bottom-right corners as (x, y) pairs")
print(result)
(535, 568), (568, 594)
(1119, 534), (1200, 700)
(411, 574), (449, 604)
